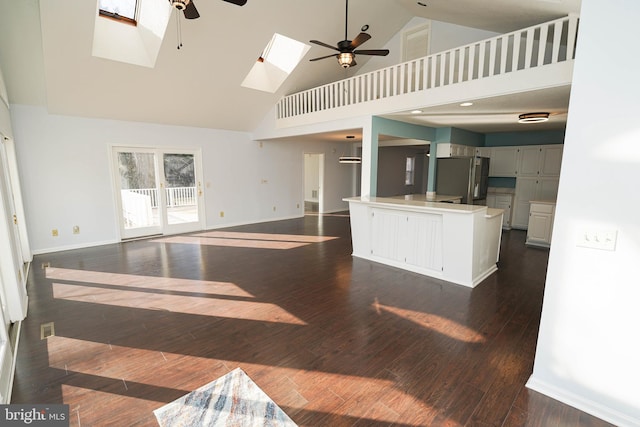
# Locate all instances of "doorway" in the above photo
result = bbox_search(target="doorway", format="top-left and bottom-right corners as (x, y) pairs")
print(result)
(304, 153), (324, 214)
(112, 147), (205, 239)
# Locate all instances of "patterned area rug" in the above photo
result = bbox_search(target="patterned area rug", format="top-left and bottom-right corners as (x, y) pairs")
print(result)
(154, 368), (297, 427)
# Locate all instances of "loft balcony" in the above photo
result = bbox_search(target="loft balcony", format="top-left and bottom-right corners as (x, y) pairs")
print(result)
(274, 15), (578, 130)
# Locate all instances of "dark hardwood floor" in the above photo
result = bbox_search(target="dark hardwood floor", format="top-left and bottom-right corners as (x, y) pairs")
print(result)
(12, 213), (613, 426)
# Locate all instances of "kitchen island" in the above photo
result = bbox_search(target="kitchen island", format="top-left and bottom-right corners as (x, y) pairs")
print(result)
(344, 196), (503, 287)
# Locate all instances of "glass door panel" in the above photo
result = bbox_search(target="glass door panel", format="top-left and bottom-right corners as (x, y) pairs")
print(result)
(162, 153), (199, 226)
(116, 150), (162, 238)
(113, 148), (204, 239)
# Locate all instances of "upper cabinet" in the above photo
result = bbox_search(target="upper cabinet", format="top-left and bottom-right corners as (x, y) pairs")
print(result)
(516, 145), (564, 177)
(539, 145), (563, 176)
(436, 143), (476, 158)
(489, 144), (563, 177)
(489, 147), (519, 177)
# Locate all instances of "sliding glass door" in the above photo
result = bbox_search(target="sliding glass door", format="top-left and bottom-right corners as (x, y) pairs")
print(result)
(113, 147), (204, 239)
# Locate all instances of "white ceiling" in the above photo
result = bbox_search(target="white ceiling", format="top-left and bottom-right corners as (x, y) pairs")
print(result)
(0, 0), (581, 136)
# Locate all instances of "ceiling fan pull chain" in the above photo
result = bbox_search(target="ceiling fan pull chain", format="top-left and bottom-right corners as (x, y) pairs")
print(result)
(176, 11), (183, 49)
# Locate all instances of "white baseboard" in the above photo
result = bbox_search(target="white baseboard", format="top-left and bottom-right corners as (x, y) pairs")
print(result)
(31, 239), (119, 255)
(526, 375), (640, 427)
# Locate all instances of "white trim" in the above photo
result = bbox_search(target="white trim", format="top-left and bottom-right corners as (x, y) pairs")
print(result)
(31, 239), (120, 255)
(526, 376), (640, 427)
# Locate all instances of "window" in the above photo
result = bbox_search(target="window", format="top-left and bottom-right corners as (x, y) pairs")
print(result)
(99, 0), (138, 25)
(241, 33), (311, 93)
(405, 156), (416, 185)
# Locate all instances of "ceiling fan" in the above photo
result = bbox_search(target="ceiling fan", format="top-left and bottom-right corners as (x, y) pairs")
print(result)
(309, 0), (389, 68)
(169, 0), (247, 20)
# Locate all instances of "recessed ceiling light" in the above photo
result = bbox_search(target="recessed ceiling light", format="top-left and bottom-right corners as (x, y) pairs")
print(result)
(518, 112), (550, 123)
(460, 102), (473, 107)
(411, 110), (423, 114)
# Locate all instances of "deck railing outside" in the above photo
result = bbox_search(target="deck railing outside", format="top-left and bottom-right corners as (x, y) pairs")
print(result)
(121, 187), (196, 227)
(276, 15), (578, 120)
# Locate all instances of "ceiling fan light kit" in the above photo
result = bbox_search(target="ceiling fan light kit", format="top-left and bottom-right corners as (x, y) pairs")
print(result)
(309, 0), (389, 69)
(338, 52), (355, 68)
(518, 112), (550, 123)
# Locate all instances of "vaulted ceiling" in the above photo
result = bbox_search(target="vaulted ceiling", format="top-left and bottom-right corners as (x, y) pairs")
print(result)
(0, 0), (581, 133)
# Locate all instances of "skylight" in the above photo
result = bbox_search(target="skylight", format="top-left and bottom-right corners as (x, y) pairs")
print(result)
(241, 33), (310, 93)
(99, 0), (137, 24)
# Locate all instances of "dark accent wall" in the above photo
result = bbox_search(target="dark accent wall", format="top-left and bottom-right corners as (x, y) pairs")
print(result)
(485, 130), (565, 146)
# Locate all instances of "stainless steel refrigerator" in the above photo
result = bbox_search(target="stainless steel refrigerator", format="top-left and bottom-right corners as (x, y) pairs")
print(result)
(435, 157), (490, 204)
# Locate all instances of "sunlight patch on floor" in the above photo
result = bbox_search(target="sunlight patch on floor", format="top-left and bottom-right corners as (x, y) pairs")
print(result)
(51, 282), (306, 325)
(151, 231), (339, 249)
(375, 302), (486, 344)
(46, 267), (254, 298)
(195, 231), (338, 243)
(151, 235), (310, 249)
(48, 336), (436, 426)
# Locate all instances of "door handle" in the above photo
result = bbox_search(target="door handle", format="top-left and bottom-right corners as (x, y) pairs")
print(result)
(13, 214), (17, 225)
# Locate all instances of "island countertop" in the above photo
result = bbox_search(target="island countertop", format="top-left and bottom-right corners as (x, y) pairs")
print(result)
(343, 196), (487, 214)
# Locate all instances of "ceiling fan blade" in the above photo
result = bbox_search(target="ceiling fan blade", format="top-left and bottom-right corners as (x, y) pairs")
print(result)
(310, 54), (339, 62)
(222, 0), (247, 5)
(310, 40), (340, 52)
(183, 0), (200, 19)
(353, 49), (390, 56)
(349, 32), (371, 49)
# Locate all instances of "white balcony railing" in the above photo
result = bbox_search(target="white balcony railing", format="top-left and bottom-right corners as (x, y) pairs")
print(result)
(277, 15), (578, 120)
(121, 187), (197, 228)
(125, 187), (197, 208)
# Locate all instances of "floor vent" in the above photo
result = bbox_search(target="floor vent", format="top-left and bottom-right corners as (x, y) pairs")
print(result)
(40, 322), (55, 340)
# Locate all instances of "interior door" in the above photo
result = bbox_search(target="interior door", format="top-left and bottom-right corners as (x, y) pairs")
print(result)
(113, 148), (204, 239)
(0, 136), (27, 322)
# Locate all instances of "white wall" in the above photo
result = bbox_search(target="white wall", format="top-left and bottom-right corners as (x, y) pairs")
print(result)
(357, 17), (500, 75)
(528, 1), (640, 426)
(10, 105), (354, 254)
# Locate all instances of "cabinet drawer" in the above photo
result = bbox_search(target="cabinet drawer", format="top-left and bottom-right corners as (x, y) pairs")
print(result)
(530, 203), (554, 214)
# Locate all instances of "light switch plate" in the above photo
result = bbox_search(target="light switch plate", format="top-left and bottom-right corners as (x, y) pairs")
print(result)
(577, 229), (617, 251)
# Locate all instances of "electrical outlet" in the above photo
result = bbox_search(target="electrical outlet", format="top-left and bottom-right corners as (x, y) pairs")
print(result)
(297, 203), (300, 209)
(273, 206), (276, 211)
(73, 225), (80, 234)
(51, 229), (58, 237)
(577, 229), (617, 251)
(219, 211), (224, 218)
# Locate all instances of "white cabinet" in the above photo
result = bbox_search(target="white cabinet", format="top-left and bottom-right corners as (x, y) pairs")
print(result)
(436, 143), (475, 158)
(516, 145), (564, 177)
(476, 147), (491, 157)
(370, 208), (443, 272)
(540, 145), (563, 176)
(486, 193), (513, 229)
(517, 146), (542, 176)
(512, 177), (559, 229)
(495, 194), (513, 229)
(489, 147), (519, 177)
(526, 201), (556, 248)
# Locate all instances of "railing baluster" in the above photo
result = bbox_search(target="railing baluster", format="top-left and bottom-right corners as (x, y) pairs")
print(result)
(567, 15), (578, 60)
(552, 21), (562, 63)
(538, 24), (549, 66)
(478, 42), (486, 78)
(499, 36), (508, 74)
(489, 39), (497, 76)
(512, 31), (521, 71)
(467, 45), (475, 80)
(524, 28), (535, 69)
